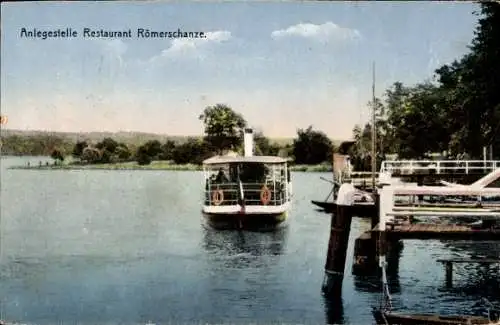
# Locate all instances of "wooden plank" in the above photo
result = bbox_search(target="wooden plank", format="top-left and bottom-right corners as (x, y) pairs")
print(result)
(387, 211), (500, 217)
(392, 186), (500, 196)
(437, 258), (500, 264)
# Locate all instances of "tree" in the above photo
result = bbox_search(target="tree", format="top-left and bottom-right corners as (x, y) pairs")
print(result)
(72, 141), (88, 159)
(431, 2), (500, 158)
(253, 130), (280, 156)
(81, 147), (101, 164)
(348, 124), (369, 171)
(199, 104), (247, 154)
(96, 137), (118, 153)
(95, 137), (120, 163)
(144, 140), (163, 159)
(172, 138), (210, 164)
(136, 145), (152, 165)
(384, 82), (449, 158)
(51, 148), (65, 164)
(135, 140), (164, 165)
(159, 140), (176, 161)
(292, 126), (334, 164)
(115, 143), (131, 161)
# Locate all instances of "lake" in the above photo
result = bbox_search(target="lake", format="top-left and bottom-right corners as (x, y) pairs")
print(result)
(1, 156), (499, 324)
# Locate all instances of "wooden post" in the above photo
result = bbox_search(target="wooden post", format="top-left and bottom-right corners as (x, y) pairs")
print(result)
(445, 262), (453, 288)
(371, 194), (380, 231)
(322, 204), (353, 297)
(322, 184), (355, 297)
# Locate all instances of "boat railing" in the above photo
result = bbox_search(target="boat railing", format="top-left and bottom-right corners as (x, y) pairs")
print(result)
(380, 160), (500, 175)
(204, 182), (288, 206)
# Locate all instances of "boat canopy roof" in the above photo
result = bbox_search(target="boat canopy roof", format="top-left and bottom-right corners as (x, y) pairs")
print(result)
(202, 155), (289, 165)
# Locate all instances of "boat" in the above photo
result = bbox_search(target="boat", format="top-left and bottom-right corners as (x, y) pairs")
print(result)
(373, 309), (500, 325)
(311, 175), (375, 215)
(201, 128), (292, 230)
(372, 259), (500, 324)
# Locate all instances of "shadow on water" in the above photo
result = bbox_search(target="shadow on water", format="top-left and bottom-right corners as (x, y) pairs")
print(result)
(353, 241), (403, 295)
(323, 295), (345, 325)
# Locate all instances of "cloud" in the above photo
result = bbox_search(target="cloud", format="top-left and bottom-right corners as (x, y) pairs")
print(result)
(151, 30), (232, 61)
(271, 22), (360, 43)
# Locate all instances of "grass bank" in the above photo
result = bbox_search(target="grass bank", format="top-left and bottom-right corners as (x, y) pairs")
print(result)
(9, 161), (333, 172)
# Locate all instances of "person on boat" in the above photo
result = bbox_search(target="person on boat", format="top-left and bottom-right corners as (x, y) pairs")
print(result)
(215, 168), (229, 183)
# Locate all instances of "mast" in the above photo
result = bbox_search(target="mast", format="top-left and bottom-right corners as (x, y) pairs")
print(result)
(371, 62), (376, 193)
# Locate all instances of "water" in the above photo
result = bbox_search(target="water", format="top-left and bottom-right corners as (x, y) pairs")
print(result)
(1, 156), (499, 324)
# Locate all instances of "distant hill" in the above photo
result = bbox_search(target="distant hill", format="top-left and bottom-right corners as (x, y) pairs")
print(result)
(0, 129), (308, 145)
(0, 129), (197, 146)
(0, 129), (343, 156)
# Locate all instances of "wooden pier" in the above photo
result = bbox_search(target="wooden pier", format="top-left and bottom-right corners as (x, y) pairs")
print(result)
(374, 223), (500, 240)
(324, 163), (500, 296)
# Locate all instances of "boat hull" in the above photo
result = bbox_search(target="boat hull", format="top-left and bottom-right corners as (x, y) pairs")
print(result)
(311, 200), (376, 217)
(203, 211), (287, 230)
(372, 309), (496, 325)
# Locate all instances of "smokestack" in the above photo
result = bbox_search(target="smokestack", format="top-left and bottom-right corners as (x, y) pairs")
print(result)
(244, 128), (254, 157)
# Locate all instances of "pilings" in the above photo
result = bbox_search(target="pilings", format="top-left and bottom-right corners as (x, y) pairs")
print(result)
(352, 192), (384, 275)
(322, 183), (356, 297)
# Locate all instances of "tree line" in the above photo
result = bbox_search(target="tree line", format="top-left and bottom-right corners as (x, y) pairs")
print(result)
(348, 2), (500, 170)
(2, 103), (335, 166)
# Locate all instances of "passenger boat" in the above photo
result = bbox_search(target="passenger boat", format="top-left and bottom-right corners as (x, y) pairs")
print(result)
(201, 129), (292, 230)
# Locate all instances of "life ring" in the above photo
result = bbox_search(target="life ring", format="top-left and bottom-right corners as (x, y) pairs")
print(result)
(354, 255), (366, 265)
(260, 185), (271, 205)
(212, 189), (224, 206)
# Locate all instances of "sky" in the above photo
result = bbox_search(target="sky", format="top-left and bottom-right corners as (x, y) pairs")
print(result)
(1, 1), (480, 140)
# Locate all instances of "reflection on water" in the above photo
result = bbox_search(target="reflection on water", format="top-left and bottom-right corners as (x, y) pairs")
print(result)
(324, 296), (344, 325)
(202, 225), (288, 257)
(353, 241), (403, 295)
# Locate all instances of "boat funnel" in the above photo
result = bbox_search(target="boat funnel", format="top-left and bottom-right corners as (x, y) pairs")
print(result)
(244, 128), (254, 157)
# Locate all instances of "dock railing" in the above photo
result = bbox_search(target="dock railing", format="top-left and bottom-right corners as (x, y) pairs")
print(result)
(378, 185), (500, 231)
(380, 160), (500, 175)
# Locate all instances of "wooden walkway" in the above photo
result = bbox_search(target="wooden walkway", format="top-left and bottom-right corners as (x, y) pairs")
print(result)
(374, 223), (500, 240)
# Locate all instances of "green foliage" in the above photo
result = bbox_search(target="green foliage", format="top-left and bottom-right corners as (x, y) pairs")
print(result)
(50, 148), (65, 162)
(136, 146), (153, 165)
(199, 104), (247, 154)
(96, 137), (119, 153)
(172, 138), (211, 164)
(254, 130), (281, 156)
(81, 147), (102, 164)
(115, 143), (131, 160)
(0, 134), (73, 156)
(72, 141), (88, 158)
(159, 140), (176, 160)
(292, 126), (334, 164)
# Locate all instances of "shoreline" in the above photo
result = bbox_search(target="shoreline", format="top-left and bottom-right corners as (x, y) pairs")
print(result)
(7, 161), (333, 172)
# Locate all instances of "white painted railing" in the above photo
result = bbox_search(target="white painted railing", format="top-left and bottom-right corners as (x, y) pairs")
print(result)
(378, 185), (500, 231)
(380, 160), (500, 175)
